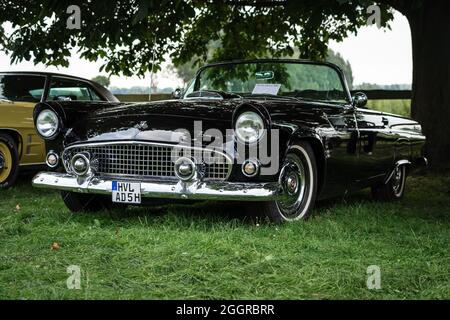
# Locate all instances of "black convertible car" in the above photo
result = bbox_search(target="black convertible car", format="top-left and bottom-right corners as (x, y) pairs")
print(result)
(32, 59), (426, 223)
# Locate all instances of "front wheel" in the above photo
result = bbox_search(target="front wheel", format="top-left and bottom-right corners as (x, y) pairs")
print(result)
(255, 142), (318, 223)
(371, 165), (407, 201)
(0, 133), (19, 189)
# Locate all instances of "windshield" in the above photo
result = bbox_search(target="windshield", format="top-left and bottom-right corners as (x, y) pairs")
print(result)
(191, 61), (349, 103)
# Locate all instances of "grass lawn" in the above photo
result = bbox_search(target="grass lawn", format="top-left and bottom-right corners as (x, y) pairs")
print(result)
(367, 100), (411, 118)
(0, 173), (449, 300)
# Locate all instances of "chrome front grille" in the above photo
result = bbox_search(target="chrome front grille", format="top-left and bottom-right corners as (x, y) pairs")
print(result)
(62, 142), (232, 181)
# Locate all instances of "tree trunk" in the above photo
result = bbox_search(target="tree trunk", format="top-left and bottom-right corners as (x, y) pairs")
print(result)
(406, 1), (450, 169)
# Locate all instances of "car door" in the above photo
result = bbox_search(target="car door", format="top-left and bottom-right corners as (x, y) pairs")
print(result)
(321, 106), (365, 196)
(0, 74), (47, 165)
(354, 108), (395, 183)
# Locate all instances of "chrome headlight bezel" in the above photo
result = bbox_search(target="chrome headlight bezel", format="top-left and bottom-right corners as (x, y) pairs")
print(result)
(235, 111), (265, 144)
(36, 109), (60, 139)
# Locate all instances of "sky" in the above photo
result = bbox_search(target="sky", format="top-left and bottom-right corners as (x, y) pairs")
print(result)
(329, 11), (412, 85)
(0, 11), (412, 89)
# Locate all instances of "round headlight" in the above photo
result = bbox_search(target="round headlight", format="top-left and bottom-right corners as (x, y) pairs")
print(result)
(36, 109), (59, 138)
(235, 111), (265, 143)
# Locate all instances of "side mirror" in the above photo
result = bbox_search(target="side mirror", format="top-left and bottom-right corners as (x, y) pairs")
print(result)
(352, 92), (368, 108)
(172, 88), (182, 99)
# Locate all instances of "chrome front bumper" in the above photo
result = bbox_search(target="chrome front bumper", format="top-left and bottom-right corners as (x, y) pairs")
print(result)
(32, 172), (284, 201)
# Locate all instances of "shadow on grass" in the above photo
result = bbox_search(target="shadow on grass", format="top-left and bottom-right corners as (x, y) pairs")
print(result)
(97, 192), (378, 228)
(9, 171), (450, 227)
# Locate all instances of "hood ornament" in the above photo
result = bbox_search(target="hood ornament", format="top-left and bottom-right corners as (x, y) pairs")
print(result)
(135, 121), (149, 130)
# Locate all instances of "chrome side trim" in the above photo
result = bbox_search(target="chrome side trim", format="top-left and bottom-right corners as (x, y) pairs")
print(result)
(19, 162), (46, 167)
(32, 172), (284, 202)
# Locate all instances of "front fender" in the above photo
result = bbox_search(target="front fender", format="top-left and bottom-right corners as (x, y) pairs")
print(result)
(273, 123), (327, 195)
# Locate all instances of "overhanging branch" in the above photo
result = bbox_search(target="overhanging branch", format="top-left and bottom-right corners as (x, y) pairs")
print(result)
(375, 0), (415, 15)
(223, 0), (287, 7)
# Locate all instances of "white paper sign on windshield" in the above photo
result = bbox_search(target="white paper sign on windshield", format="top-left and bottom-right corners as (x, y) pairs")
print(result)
(252, 84), (281, 95)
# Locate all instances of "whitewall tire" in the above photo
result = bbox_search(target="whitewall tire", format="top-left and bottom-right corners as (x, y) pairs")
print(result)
(371, 165), (407, 201)
(257, 141), (318, 223)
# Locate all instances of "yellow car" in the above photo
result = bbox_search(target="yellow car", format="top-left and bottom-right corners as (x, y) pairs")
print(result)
(0, 72), (118, 188)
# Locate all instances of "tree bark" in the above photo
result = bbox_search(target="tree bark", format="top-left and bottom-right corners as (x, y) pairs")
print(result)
(406, 1), (450, 169)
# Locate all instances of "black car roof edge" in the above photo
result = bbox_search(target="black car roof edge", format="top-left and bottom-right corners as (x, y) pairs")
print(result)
(0, 71), (94, 83)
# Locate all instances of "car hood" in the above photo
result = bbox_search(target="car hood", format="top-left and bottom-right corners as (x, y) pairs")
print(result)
(91, 99), (238, 120)
(64, 99), (237, 146)
(63, 97), (335, 146)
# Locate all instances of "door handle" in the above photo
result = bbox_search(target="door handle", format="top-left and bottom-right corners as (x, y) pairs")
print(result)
(382, 117), (389, 126)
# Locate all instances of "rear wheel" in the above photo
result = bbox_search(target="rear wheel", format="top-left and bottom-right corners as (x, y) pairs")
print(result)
(371, 165), (407, 201)
(254, 142), (318, 223)
(0, 133), (19, 189)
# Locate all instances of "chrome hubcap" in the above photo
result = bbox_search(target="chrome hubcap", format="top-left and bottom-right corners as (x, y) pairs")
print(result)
(392, 166), (404, 195)
(277, 154), (307, 218)
(286, 174), (298, 194)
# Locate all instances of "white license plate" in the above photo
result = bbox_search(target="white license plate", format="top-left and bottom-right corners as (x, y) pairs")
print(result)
(112, 181), (141, 204)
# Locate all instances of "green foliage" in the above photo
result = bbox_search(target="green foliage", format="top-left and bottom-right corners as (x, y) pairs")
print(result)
(327, 49), (354, 89)
(0, 1), (394, 77)
(0, 174), (449, 299)
(170, 40), (221, 85)
(173, 46), (354, 91)
(355, 83), (411, 90)
(91, 75), (110, 88)
(169, 63), (196, 87)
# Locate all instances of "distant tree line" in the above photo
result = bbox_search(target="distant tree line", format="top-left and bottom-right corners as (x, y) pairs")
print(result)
(354, 83), (412, 90)
(171, 48), (355, 89)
